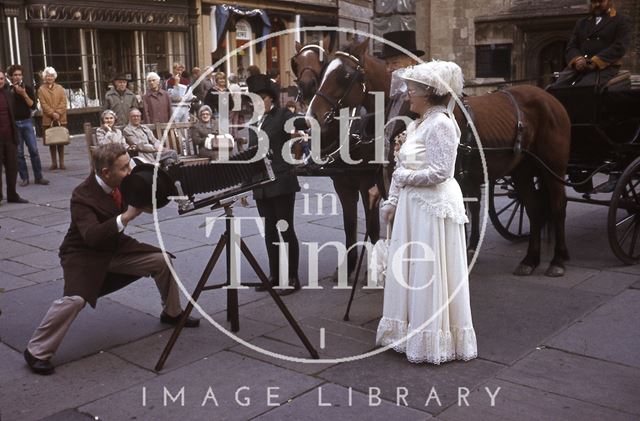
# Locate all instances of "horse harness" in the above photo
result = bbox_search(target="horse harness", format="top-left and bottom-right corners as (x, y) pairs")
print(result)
(459, 89), (526, 156)
(294, 45), (327, 82)
(293, 45), (327, 103)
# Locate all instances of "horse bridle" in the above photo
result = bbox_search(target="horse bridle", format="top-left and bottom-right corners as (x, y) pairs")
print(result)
(293, 45), (327, 103)
(313, 51), (367, 126)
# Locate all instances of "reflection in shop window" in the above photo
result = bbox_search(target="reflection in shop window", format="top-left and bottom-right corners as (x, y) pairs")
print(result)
(30, 27), (100, 109)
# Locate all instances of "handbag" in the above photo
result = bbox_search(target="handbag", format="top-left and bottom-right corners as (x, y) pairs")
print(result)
(44, 122), (70, 146)
(369, 224), (391, 287)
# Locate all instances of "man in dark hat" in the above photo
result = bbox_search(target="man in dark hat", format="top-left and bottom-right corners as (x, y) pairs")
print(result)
(369, 30), (424, 208)
(104, 74), (142, 126)
(246, 74), (307, 296)
(23, 143), (198, 375)
(552, 0), (631, 88)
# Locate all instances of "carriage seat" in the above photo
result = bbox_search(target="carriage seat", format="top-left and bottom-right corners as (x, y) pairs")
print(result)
(604, 70), (630, 89)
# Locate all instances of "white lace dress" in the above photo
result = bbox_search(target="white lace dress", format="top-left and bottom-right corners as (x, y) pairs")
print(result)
(375, 105), (477, 364)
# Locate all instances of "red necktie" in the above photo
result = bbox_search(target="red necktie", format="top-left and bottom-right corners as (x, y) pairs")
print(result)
(110, 187), (122, 209)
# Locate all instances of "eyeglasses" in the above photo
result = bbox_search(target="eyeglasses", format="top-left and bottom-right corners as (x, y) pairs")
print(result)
(131, 114), (142, 118)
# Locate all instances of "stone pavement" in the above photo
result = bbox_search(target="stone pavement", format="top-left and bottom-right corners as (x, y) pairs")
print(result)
(1, 138), (639, 420)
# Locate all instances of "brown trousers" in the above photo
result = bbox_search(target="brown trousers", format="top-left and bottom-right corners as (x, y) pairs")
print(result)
(27, 251), (183, 360)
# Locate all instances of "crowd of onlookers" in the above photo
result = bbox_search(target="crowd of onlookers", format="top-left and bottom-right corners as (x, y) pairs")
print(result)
(0, 61), (299, 206)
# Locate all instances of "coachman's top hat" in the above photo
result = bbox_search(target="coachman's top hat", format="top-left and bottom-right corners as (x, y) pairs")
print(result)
(377, 30), (425, 59)
(246, 74), (279, 101)
(120, 163), (177, 209)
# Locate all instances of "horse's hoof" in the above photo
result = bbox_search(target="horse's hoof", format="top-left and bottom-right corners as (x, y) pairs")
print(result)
(513, 264), (536, 276)
(545, 265), (565, 277)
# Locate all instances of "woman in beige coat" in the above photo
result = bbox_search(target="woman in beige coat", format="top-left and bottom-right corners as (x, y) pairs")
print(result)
(38, 67), (68, 170)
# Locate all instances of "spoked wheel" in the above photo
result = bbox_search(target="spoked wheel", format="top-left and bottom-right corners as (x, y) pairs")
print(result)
(608, 157), (640, 264)
(489, 176), (530, 241)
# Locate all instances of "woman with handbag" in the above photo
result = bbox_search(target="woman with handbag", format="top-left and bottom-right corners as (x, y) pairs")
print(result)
(96, 110), (126, 145)
(375, 61), (477, 364)
(37, 67), (68, 170)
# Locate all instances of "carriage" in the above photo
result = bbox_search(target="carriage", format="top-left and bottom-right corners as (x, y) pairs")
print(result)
(488, 74), (640, 264)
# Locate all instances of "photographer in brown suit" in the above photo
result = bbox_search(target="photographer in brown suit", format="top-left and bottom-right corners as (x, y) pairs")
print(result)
(24, 143), (198, 375)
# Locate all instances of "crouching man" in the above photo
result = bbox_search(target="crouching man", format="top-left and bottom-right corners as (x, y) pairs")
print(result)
(24, 143), (198, 375)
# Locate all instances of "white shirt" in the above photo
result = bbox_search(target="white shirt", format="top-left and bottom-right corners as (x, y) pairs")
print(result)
(95, 174), (125, 231)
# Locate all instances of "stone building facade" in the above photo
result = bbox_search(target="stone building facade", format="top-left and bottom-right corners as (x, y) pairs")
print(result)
(416, 0), (639, 93)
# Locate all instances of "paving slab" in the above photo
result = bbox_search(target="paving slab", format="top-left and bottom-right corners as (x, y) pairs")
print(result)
(574, 270), (640, 295)
(468, 275), (606, 365)
(264, 320), (376, 359)
(0, 342), (27, 383)
(0, 352), (155, 421)
(255, 382), (430, 420)
(79, 351), (322, 421)
(0, 280), (166, 365)
(0, 259), (41, 276)
(0, 240), (42, 260)
(21, 266), (64, 284)
(14, 230), (66, 251)
(497, 348), (640, 415)
(319, 351), (503, 415)
(546, 289), (640, 368)
(438, 379), (635, 421)
(11, 209), (71, 228)
(111, 315), (280, 372)
(1, 203), (64, 220)
(9, 249), (64, 270)
(39, 409), (95, 421)
(0, 270), (36, 291)
(230, 336), (336, 375)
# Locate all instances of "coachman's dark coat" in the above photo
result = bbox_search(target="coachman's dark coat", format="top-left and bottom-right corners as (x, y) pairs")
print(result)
(59, 175), (160, 307)
(566, 8), (631, 70)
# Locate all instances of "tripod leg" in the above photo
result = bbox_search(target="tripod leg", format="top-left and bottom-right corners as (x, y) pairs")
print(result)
(240, 240), (320, 359)
(225, 220), (239, 332)
(344, 231), (369, 321)
(155, 233), (228, 372)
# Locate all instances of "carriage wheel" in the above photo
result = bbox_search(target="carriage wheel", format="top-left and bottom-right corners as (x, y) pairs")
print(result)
(489, 177), (530, 241)
(607, 157), (640, 264)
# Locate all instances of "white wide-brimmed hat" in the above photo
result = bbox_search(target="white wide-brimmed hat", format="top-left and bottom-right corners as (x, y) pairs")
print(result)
(399, 60), (464, 97)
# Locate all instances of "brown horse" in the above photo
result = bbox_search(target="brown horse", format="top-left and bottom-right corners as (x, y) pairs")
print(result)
(307, 39), (572, 276)
(291, 42), (384, 276)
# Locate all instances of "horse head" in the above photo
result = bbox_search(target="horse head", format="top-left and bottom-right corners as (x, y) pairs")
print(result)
(306, 38), (390, 157)
(291, 41), (326, 105)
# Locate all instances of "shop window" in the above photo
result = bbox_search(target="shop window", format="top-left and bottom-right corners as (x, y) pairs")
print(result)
(476, 44), (512, 79)
(30, 27), (100, 108)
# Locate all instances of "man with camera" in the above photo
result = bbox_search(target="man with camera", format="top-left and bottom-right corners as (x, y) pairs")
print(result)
(24, 143), (198, 375)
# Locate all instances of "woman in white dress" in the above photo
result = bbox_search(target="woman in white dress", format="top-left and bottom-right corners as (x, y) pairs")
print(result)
(376, 61), (477, 364)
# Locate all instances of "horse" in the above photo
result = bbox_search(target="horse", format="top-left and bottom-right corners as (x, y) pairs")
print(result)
(306, 38), (571, 277)
(291, 42), (386, 277)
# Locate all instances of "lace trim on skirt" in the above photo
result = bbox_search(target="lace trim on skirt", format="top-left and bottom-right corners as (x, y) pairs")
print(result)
(407, 191), (469, 225)
(376, 317), (477, 364)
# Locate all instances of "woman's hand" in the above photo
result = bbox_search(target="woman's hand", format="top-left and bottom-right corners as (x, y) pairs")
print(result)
(392, 168), (413, 188)
(52, 112), (60, 121)
(381, 201), (396, 223)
